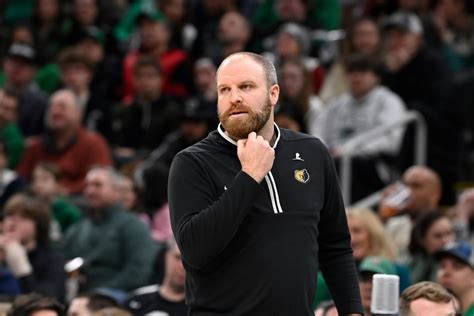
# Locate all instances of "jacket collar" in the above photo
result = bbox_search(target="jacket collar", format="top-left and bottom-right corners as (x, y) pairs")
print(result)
(217, 122), (281, 149)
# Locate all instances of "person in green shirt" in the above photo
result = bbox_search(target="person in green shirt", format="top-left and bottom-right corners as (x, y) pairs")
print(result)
(0, 88), (24, 169)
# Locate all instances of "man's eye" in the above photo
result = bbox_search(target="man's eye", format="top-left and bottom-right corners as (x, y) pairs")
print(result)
(219, 87), (230, 93)
(241, 84), (251, 90)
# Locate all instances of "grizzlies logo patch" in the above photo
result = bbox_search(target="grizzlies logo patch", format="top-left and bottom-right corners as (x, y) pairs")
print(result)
(294, 169), (310, 183)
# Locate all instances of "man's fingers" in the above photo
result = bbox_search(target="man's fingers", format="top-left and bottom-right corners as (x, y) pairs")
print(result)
(247, 132), (257, 140)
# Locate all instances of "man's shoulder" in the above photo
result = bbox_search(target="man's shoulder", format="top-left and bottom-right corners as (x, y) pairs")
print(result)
(78, 128), (108, 145)
(175, 130), (225, 159)
(279, 128), (325, 147)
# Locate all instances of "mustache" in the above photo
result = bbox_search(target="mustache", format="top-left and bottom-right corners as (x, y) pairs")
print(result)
(223, 103), (253, 116)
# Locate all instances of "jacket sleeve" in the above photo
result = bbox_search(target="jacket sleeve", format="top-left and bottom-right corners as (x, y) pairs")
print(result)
(168, 153), (263, 270)
(317, 145), (363, 315)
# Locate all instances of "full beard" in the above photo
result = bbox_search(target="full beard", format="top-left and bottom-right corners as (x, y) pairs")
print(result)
(218, 97), (272, 140)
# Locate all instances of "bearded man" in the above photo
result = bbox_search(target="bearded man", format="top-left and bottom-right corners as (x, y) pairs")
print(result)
(168, 52), (363, 315)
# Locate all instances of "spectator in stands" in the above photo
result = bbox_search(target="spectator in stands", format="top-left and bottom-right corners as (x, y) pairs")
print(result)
(137, 94), (216, 171)
(17, 89), (112, 195)
(188, 57), (218, 126)
(451, 188), (474, 243)
(311, 54), (406, 202)
(358, 256), (398, 315)
(347, 208), (398, 264)
(0, 89), (24, 169)
(380, 11), (458, 205)
(253, 0), (341, 37)
(68, 292), (118, 316)
(264, 23), (325, 94)
(31, 162), (81, 234)
(2, 42), (48, 137)
(30, 0), (69, 64)
(1, 193), (66, 300)
(383, 165), (442, 259)
(320, 16), (382, 102)
(399, 281), (456, 316)
(203, 11), (253, 64)
(158, 0), (198, 52)
(57, 47), (112, 138)
(406, 210), (455, 283)
(75, 27), (122, 103)
(430, 0), (474, 70)
(61, 167), (157, 295)
(277, 58), (322, 133)
(0, 140), (26, 212)
(66, 0), (104, 46)
(113, 57), (182, 163)
(8, 293), (64, 316)
(122, 11), (193, 100)
(436, 240), (474, 315)
(125, 237), (187, 316)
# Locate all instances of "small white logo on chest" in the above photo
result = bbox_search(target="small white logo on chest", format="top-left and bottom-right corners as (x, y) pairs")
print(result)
(224, 186), (228, 191)
(292, 153), (304, 161)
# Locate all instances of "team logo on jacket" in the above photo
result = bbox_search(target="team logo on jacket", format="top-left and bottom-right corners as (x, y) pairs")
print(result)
(294, 169), (310, 183)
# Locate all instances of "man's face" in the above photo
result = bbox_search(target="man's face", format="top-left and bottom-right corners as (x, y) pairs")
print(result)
(61, 64), (92, 91)
(84, 169), (118, 209)
(280, 62), (305, 99)
(195, 65), (216, 93)
(46, 91), (82, 131)
(3, 58), (35, 88)
(385, 28), (420, 57)
(409, 298), (456, 316)
(31, 311), (59, 316)
(348, 70), (379, 98)
(0, 92), (18, 126)
(139, 21), (169, 51)
(3, 214), (36, 243)
(218, 12), (247, 45)
(402, 168), (439, 212)
(68, 297), (91, 316)
(352, 20), (380, 55)
(165, 245), (186, 293)
(276, 32), (301, 59)
(437, 256), (474, 297)
(276, 0), (306, 21)
(134, 66), (161, 99)
(217, 56), (278, 139)
(32, 167), (58, 199)
(77, 39), (104, 64)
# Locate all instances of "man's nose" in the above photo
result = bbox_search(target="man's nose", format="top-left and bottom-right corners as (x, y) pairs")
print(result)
(229, 88), (243, 104)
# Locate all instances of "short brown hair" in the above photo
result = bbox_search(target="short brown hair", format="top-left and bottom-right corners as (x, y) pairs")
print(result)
(4, 193), (51, 246)
(133, 57), (161, 76)
(8, 293), (64, 316)
(399, 281), (453, 316)
(58, 47), (95, 72)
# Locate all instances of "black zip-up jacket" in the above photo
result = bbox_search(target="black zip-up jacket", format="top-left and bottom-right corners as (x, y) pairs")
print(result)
(169, 124), (363, 315)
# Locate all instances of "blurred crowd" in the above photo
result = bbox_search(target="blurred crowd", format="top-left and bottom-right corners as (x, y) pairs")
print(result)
(0, 0), (472, 315)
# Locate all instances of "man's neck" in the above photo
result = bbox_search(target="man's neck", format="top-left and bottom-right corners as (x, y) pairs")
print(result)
(159, 283), (185, 302)
(137, 92), (160, 104)
(52, 127), (79, 149)
(460, 288), (474, 313)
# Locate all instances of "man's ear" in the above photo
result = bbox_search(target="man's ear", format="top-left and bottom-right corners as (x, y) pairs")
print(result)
(269, 84), (280, 106)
